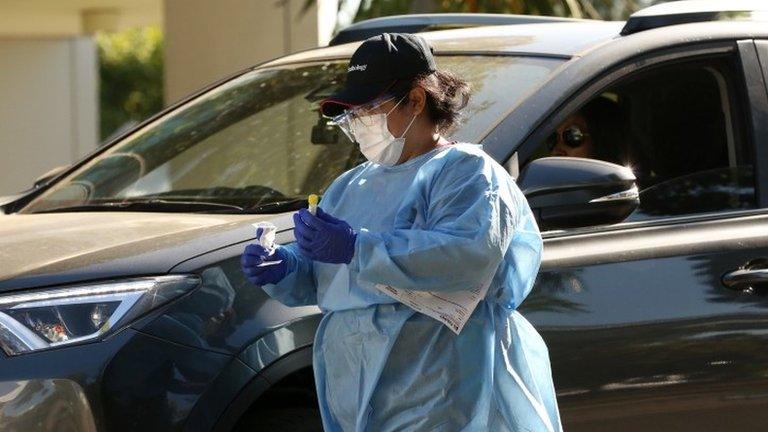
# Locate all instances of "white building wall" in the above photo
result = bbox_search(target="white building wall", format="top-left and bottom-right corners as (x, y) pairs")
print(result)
(164, 0), (336, 104)
(0, 0), (335, 196)
(0, 37), (98, 195)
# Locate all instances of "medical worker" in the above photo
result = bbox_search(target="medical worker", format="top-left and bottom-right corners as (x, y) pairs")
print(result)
(241, 33), (562, 432)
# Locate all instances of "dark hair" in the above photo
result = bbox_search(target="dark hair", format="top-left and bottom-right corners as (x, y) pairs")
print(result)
(579, 96), (626, 164)
(392, 70), (471, 133)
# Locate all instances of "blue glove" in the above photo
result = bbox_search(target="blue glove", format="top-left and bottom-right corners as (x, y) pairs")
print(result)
(293, 208), (357, 264)
(240, 243), (297, 285)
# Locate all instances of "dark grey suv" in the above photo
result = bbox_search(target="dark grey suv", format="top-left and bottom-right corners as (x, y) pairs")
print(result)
(2, 2), (768, 431)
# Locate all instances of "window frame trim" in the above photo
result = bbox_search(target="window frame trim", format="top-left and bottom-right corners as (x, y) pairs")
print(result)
(738, 40), (768, 209)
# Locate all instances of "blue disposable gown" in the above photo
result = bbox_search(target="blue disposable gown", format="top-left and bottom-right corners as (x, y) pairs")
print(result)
(263, 143), (562, 432)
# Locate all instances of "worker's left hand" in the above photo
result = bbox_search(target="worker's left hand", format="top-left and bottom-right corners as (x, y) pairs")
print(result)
(293, 208), (357, 264)
(240, 244), (296, 286)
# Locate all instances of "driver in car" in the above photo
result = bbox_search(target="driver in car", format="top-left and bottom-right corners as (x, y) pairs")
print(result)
(547, 96), (624, 165)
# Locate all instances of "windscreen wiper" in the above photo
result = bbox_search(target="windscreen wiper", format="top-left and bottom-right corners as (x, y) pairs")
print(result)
(247, 198), (308, 213)
(32, 199), (247, 214)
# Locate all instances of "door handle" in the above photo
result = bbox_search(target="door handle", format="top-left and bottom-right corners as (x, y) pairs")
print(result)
(722, 260), (768, 293)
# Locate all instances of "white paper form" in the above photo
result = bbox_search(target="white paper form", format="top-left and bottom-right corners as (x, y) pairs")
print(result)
(375, 277), (493, 335)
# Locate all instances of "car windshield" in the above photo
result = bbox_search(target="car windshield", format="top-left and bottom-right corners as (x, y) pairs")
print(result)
(22, 55), (562, 214)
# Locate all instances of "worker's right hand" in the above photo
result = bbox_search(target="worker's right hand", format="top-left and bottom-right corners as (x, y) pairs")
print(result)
(240, 244), (296, 286)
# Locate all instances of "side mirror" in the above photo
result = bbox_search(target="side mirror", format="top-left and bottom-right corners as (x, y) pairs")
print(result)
(0, 193), (24, 210)
(518, 157), (638, 231)
(1, 165), (70, 212)
(0, 165), (67, 213)
(33, 165), (69, 189)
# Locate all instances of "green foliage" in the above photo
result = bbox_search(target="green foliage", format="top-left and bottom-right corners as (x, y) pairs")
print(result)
(436, 0), (563, 16)
(434, 0), (652, 19)
(353, 0), (419, 21)
(327, 0), (658, 24)
(96, 26), (164, 141)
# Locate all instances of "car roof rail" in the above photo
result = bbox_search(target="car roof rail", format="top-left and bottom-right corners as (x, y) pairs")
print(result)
(621, 0), (768, 36)
(328, 13), (581, 46)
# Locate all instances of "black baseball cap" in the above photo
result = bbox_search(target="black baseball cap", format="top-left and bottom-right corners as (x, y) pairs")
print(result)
(320, 32), (437, 117)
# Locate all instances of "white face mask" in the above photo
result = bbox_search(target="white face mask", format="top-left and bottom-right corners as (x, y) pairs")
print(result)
(349, 95), (417, 166)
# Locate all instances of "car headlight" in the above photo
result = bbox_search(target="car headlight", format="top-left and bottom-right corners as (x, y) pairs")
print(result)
(0, 275), (199, 356)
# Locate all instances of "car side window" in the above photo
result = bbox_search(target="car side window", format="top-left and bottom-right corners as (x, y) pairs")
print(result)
(527, 55), (756, 224)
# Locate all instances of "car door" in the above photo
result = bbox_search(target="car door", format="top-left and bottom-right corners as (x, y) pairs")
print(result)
(517, 40), (768, 432)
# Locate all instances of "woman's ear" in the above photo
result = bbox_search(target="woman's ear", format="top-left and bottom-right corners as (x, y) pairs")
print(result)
(408, 87), (427, 116)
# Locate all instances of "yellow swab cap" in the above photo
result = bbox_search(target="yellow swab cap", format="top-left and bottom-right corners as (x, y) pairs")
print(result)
(308, 194), (319, 207)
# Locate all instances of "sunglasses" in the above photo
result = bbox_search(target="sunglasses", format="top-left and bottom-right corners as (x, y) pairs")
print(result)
(546, 126), (590, 151)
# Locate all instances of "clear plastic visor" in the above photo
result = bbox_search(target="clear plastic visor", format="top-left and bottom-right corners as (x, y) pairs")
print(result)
(328, 95), (396, 142)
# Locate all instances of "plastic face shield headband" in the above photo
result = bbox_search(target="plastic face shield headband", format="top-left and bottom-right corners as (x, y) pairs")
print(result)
(329, 95), (397, 143)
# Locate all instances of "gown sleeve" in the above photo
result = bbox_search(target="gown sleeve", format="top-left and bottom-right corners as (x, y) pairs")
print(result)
(261, 242), (317, 306)
(259, 165), (362, 307)
(351, 151), (518, 293)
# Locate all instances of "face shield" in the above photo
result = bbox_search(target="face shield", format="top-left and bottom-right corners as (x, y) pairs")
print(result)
(327, 95), (397, 143)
